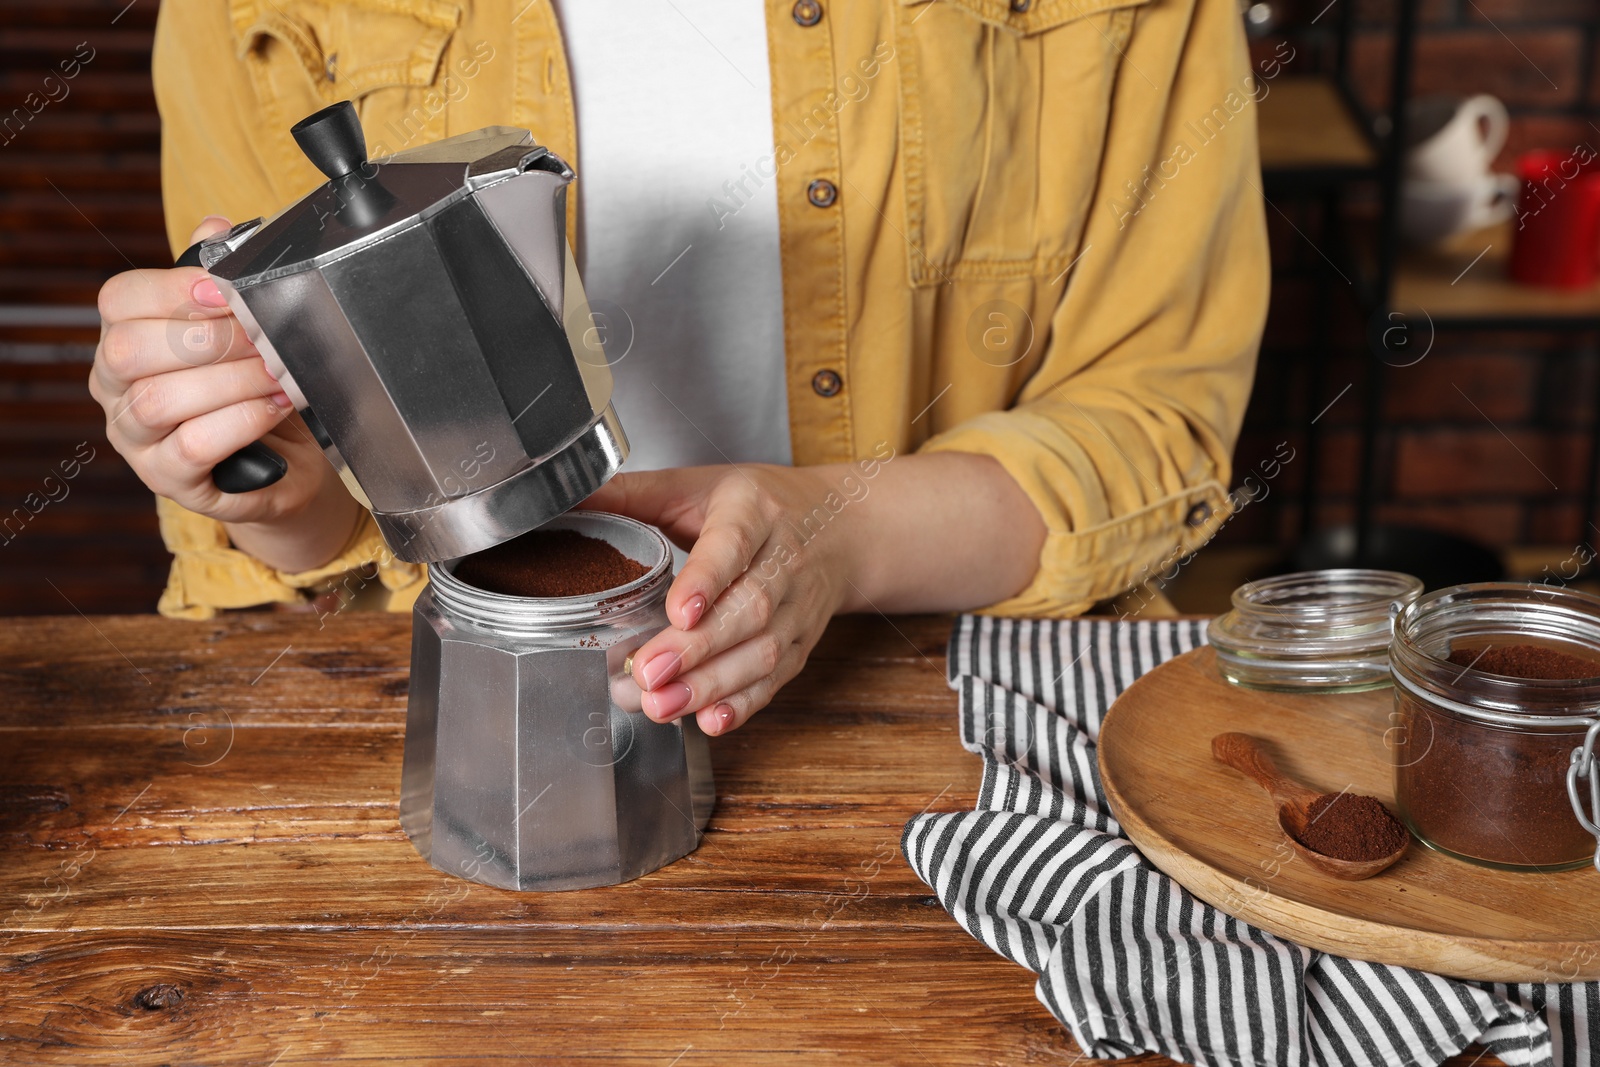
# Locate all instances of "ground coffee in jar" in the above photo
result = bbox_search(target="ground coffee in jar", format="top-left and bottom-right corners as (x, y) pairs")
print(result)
(1447, 644), (1599, 680)
(453, 529), (649, 598)
(1389, 584), (1600, 872)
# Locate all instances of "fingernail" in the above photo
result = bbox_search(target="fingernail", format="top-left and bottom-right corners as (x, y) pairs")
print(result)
(192, 278), (227, 307)
(681, 594), (707, 629)
(201, 214), (231, 227)
(269, 391), (292, 411)
(710, 703), (735, 735)
(644, 682), (692, 721)
(640, 651), (680, 691)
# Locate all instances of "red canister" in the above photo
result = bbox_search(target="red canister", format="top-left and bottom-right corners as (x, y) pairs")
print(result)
(1509, 147), (1600, 289)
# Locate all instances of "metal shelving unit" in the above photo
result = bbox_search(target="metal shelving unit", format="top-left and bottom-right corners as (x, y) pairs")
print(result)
(1253, 0), (1580, 588)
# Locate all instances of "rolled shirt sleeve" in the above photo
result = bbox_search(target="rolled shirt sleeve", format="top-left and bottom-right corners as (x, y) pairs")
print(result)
(155, 496), (425, 620)
(920, 0), (1270, 617)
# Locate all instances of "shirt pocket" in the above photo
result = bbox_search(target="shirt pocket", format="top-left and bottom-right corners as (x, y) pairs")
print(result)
(227, 0), (461, 185)
(895, 0), (1154, 285)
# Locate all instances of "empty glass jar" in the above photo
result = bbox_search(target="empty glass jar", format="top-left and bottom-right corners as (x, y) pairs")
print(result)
(1208, 569), (1424, 692)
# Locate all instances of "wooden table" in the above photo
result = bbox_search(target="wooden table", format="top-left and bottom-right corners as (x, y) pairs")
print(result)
(0, 613), (1504, 1065)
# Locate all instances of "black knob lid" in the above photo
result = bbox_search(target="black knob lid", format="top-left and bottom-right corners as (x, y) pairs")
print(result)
(291, 101), (368, 180)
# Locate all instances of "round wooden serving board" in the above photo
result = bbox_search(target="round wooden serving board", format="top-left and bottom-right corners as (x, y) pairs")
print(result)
(1098, 646), (1600, 982)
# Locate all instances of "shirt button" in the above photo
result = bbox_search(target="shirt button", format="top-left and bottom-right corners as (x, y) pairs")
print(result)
(1010, 0), (1031, 10)
(807, 178), (838, 208)
(1185, 501), (1212, 528)
(812, 369), (843, 397)
(792, 0), (823, 26)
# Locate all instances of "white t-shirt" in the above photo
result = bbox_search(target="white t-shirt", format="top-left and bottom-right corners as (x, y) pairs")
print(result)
(550, 1), (792, 473)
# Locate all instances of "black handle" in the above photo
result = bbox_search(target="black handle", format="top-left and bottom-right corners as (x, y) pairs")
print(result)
(212, 440), (289, 494)
(177, 240), (288, 494)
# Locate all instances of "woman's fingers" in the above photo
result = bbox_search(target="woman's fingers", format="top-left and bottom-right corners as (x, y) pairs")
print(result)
(144, 393), (293, 501)
(590, 468), (790, 634)
(693, 620), (826, 737)
(640, 604), (807, 725)
(601, 465), (849, 736)
(580, 466), (714, 528)
(187, 216), (232, 247)
(111, 357), (285, 448)
(94, 305), (259, 400)
(85, 216), (352, 526)
(625, 483), (774, 696)
(664, 481), (773, 631)
(629, 530), (789, 693)
(94, 216), (246, 396)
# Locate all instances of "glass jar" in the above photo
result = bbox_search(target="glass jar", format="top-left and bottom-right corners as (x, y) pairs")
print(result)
(1389, 583), (1600, 872)
(1208, 569), (1423, 691)
(400, 511), (714, 891)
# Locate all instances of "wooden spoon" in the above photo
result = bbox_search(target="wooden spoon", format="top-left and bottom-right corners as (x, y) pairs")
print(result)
(1210, 732), (1408, 880)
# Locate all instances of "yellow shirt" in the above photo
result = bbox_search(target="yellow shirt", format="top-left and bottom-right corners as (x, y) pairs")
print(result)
(150, 0), (1268, 620)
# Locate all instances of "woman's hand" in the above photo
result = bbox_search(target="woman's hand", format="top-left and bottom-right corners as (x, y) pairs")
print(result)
(582, 463), (862, 738)
(583, 448), (1046, 738)
(89, 217), (360, 572)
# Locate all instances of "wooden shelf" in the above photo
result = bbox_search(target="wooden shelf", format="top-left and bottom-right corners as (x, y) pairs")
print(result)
(1393, 221), (1600, 325)
(1257, 76), (1378, 174)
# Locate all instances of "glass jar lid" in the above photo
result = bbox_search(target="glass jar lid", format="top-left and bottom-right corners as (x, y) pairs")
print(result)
(1208, 569), (1424, 691)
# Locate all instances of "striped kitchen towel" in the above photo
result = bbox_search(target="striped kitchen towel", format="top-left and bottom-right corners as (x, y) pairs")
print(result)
(902, 616), (1598, 1067)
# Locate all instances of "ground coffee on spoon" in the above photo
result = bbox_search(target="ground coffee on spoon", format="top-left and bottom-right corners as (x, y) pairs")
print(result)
(453, 529), (649, 598)
(1296, 792), (1410, 862)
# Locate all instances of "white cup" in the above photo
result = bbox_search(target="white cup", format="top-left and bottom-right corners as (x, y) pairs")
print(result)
(1400, 172), (1518, 247)
(1405, 94), (1510, 183)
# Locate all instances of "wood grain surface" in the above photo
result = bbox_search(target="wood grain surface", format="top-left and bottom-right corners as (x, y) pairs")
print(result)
(1099, 646), (1600, 982)
(0, 613), (1505, 1065)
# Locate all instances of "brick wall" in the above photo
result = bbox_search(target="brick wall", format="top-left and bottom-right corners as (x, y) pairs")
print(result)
(0, 0), (171, 615)
(1350, 0), (1597, 164)
(1231, 0), (1600, 558)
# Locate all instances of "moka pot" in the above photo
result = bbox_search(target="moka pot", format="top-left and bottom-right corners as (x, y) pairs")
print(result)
(189, 100), (627, 564)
